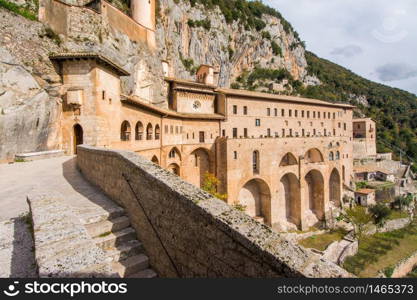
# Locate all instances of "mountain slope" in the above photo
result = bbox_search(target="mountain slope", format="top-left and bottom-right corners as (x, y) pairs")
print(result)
(300, 52), (417, 163)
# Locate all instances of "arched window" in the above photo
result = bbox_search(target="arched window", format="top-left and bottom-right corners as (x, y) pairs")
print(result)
(329, 152), (334, 161)
(155, 125), (160, 140)
(253, 151), (260, 174)
(146, 123), (153, 140)
(121, 121), (131, 141)
(135, 122), (143, 140)
(336, 151), (340, 160)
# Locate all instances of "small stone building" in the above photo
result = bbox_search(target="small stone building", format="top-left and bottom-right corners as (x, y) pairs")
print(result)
(355, 189), (376, 207)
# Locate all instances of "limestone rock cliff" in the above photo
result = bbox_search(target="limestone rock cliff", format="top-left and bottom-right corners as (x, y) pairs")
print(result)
(155, 0), (318, 89)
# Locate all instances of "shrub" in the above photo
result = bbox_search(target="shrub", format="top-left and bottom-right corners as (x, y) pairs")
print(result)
(0, 0), (37, 21)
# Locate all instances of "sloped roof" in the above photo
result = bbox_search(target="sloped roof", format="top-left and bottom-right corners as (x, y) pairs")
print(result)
(216, 88), (355, 109)
(355, 189), (375, 195)
(49, 52), (130, 76)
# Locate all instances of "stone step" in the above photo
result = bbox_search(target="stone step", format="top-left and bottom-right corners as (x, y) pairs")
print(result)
(112, 254), (149, 277)
(94, 227), (136, 250)
(105, 240), (144, 262)
(79, 205), (125, 225)
(85, 216), (130, 238)
(127, 268), (157, 278)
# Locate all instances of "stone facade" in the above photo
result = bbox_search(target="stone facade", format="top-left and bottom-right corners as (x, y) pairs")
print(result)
(77, 145), (352, 278)
(353, 118), (377, 159)
(52, 52), (356, 231)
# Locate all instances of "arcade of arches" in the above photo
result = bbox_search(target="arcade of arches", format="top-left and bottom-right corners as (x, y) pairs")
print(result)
(233, 150), (344, 231)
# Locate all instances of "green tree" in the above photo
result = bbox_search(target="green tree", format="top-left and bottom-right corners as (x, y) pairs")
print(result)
(341, 206), (373, 244)
(202, 172), (227, 201)
(369, 204), (391, 229)
(393, 195), (413, 210)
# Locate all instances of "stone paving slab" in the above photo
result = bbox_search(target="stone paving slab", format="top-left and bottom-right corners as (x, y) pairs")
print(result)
(28, 193), (116, 278)
(0, 218), (37, 278)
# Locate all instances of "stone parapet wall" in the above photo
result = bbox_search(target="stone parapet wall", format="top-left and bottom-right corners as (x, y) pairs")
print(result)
(392, 251), (417, 278)
(77, 145), (352, 278)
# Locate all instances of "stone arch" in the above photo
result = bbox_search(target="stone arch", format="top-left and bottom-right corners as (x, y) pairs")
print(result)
(279, 173), (301, 227)
(189, 148), (210, 188)
(304, 169), (325, 223)
(151, 155), (159, 165)
(279, 153), (298, 166)
(305, 148), (324, 163)
(329, 168), (341, 207)
(146, 123), (153, 140)
(238, 178), (271, 221)
(155, 124), (160, 140)
(167, 163), (180, 176)
(135, 121), (144, 140)
(73, 124), (83, 154)
(168, 147), (182, 160)
(121, 121), (131, 141)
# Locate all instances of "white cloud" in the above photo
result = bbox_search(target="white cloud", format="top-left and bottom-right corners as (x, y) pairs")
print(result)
(330, 45), (363, 58)
(375, 63), (417, 82)
(264, 0), (417, 95)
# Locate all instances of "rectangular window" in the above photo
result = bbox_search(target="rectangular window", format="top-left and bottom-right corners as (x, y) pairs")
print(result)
(328, 112), (331, 119)
(244, 128), (248, 138)
(170, 125), (173, 134)
(302, 129), (305, 136)
(313, 128), (316, 135)
(333, 129), (336, 136)
(289, 129), (293, 136)
(233, 105), (237, 114)
(222, 129), (226, 137)
(243, 106), (248, 115)
(295, 110), (298, 117)
(318, 112), (321, 118)
(232, 128), (238, 138)
(323, 112), (326, 119)
(344, 123), (347, 131)
(282, 129), (285, 137)
(267, 108), (271, 116)
(338, 122), (341, 128)
(289, 110), (292, 117)
(164, 125), (168, 133)
(255, 119), (261, 127)
(234, 151), (238, 160)
(274, 108), (278, 116)
(333, 112), (336, 119)
(302, 110), (305, 118)
(199, 131), (205, 143)
(324, 128), (327, 136)
(313, 111), (316, 118)
(102, 90), (106, 100)
(175, 126), (178, 134)
(281, 109), (285, 117)
(267, 128), (271, 137)
(307, 111), (310, 118)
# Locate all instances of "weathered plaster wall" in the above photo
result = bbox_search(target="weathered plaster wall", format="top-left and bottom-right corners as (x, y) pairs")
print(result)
(77, 145), (352, 278)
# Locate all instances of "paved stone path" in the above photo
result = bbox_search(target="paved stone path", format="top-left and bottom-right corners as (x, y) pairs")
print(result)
(0, 156), (126, 277)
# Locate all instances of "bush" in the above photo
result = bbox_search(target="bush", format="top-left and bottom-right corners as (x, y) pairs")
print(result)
(271, 41), (282, 57)
(0, 0), (37, 21)
(369, 204), (391, 228)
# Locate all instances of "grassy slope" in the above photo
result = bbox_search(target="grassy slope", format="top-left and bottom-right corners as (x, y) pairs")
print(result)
(344, 219), (417, 277)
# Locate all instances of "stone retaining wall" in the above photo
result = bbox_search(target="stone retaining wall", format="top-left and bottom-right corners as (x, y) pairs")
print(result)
(392, 251), (417, 278)
(77, 145), (352, 278)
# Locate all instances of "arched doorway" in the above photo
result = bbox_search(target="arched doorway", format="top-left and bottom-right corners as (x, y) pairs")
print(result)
(279, 173), (301, 227)
(238, 179), (271, 222)
(167, 163), (180, 176)
(305, 148), (324, 163)
(73, 124), (83, 154)
(151, 155), (159, 165)
(329, 168), (341, 207)
(189, 148), (210, 188)
(279, 153), (298, 166)
(304, 169), (325, 223)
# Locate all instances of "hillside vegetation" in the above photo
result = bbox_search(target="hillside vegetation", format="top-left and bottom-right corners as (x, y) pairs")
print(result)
(299, 52), (417, 163)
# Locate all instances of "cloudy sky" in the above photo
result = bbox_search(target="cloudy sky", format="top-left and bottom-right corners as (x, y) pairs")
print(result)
(265, 0), (417, 95)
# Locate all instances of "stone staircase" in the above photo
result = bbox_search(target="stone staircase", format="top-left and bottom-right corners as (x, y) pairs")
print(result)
(83, 210), (157, 278)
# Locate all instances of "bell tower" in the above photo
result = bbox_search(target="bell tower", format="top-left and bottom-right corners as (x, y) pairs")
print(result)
(131, 0), (156, 30)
